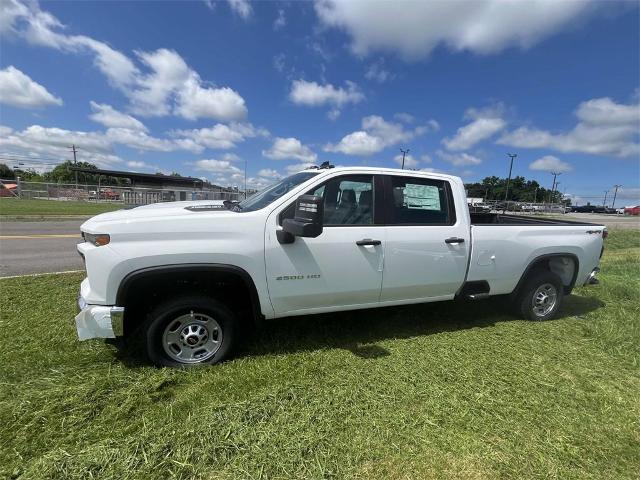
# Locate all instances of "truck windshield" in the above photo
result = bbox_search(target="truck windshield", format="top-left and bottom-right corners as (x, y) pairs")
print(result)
(234, 171), (319, 212)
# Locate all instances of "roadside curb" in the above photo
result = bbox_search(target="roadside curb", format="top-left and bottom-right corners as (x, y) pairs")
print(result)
(0, 215), (93, 222)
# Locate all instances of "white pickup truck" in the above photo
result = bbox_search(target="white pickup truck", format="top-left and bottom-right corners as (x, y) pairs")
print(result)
(76, 166), (605, 367)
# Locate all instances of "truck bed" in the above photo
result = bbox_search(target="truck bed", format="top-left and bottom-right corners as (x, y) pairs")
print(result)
(470, 213), (600, 227)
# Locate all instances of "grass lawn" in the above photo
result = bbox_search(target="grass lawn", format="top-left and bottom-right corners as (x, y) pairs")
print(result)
(1, 231), (639, 479)
(0, 198), (122, 217)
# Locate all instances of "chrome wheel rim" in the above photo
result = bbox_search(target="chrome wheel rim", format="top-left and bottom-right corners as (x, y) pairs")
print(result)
(162, 311), (222, 363)
(531, 283), (557, 317)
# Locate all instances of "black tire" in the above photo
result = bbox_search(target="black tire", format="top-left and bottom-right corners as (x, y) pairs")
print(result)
(513, 270), (564, 321)
(143, 295), (237, 367)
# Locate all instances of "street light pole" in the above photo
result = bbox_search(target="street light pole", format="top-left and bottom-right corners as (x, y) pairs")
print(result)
(603, 190), (609, 208)
(503, 153), (517, 212)
(549, 171), (562, 203)
(612, 184), (622, 209)
(400, 148), (410, 169)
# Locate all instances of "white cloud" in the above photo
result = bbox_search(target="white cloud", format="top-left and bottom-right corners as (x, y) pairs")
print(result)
(289, 79), (364, 112)
(174, 74), (247, 121)
(436, 150), (482, 166)
(1, 2), (247, 121)
(273, 53), (286, 73)
(393, 153), (419, 168)
(89, 102), (147, 131)
(617, 187), (640, 200)
(498, 96), (639, 158)
(529, 155), (573, 173)
(420, 154), (432, 164)
(443, 106), (506, 150)
(130, 48), (247, 121)
(173, 122), (268, 150)
(325, 115), (430, 155)
(285, 162), (317, 174)
(227, 0), (252, 19)
(126, 160), (158, 171)
(105, 128), (189, 152)
(364, 58), (393, 83)
(263, 137), (317, 162)
(314, 0), (599, 60)
(394, 112), (414, 123)
(0, 125), (122, 168)
(258, 168), (282, 179)
(0, 65), (62, 108)
(274, 9), (286, 30)
(194, 158), (243, 174)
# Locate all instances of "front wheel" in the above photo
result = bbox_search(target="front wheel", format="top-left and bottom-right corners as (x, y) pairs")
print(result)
(144, 295), (237, 367)
(513, 270), (564, 321)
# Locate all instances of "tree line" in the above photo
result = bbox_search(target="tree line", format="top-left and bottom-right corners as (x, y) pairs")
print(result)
(0, 161), (183, 186)
(464, 175), (568, 204)
(1, 161), (567, 204)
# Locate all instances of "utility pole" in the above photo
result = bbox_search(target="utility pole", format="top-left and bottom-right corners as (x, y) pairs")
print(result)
(503, 153), (517, 212)
(69, 144), (78, 188)
(602, 190), (609, 208)
(399, 148), (410, 169)
(549, 171), (562, 203)
(611, 184), (622, 209)
(244, 157), (247, 200)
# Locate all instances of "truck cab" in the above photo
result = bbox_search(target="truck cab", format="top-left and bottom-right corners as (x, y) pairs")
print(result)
(76, 166), (605, 367)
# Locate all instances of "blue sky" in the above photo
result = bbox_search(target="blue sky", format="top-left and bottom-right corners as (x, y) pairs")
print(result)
(0, 0), (639, 204)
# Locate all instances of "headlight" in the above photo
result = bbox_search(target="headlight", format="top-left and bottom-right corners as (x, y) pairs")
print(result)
(82, 232), (110, 246)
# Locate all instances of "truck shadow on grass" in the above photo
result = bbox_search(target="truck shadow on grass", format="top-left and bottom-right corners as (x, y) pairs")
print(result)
(115, 294), (604, 366)
(238, 294), (605, 361)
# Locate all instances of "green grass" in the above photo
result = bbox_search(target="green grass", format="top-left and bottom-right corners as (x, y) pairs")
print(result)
(1, 230), (639, 479)
(0, 198), (122, 217)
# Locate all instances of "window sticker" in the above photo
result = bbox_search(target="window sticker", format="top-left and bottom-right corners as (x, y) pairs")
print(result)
(403, 184), (441, 210)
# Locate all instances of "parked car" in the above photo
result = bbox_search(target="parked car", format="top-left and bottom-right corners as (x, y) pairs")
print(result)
(468, 202), (491, 213)
(76, 166), (606, 367)
(99, 188), (120, 200)
(624, 205), (640, 216)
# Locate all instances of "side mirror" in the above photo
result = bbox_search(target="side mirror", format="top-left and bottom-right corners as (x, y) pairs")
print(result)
(278, 195), (324, 244)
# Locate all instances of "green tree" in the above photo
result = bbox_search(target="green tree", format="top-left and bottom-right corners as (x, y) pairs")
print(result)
(464, 175), (562, 203)
(0, 163), (15, 179)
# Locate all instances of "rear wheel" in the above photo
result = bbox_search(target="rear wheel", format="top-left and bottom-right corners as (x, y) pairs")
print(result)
(144, 295), (237, 367)
(513, 270), (564, 321)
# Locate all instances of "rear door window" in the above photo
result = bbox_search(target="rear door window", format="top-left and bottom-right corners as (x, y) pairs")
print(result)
(387, 176), (456, 225)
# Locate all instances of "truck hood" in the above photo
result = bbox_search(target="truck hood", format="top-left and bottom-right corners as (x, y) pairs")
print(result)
(81, 200), (235, 233)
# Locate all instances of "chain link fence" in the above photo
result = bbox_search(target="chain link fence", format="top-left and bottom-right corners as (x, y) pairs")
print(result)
(1, 178), (244, 205)
(468, 199), (571, 214)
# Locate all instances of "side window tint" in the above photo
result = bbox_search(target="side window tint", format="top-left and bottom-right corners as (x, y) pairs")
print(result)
(389, 176), (455, 225)
(279, 175), (374, 225)
(321, 175), (374, 225)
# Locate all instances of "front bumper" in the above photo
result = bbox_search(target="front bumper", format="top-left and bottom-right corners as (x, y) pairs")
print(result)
(75, 295), (124, 340)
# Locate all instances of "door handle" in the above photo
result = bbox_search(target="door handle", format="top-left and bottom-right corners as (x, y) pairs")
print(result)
(445, 237), (465, 244)
(356, 239), (381, 246)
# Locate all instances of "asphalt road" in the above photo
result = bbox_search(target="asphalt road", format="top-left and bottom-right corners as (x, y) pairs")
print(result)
(0, 220), (85, 277)
(0, 213), (638, 278)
